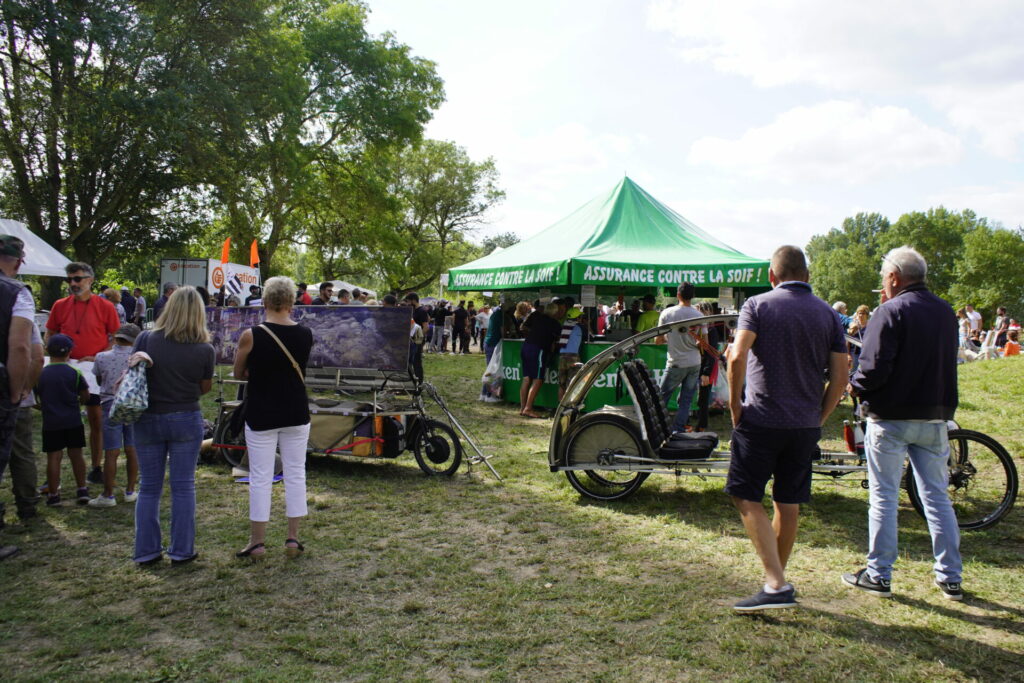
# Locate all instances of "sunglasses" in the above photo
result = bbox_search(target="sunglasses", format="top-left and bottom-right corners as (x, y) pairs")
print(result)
(65, 275), (91, 283)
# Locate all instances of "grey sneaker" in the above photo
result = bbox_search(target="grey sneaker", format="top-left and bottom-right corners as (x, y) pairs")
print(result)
(88, 495), (116, 508)
(123, 490), (138, 503)
(842, 568), (892, 597)
(733, 586), (797, 612)
(935, 579), (964, 601)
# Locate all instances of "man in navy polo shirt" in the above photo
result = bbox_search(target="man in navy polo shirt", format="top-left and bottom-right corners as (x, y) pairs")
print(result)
(843, 246), (962, 601)
(725, 245), (848, 612)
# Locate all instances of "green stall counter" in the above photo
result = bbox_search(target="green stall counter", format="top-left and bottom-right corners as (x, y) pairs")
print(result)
(501, 339), (692, 413)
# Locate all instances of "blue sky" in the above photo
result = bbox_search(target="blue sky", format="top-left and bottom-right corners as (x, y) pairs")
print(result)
(366, 0), (1024, 260)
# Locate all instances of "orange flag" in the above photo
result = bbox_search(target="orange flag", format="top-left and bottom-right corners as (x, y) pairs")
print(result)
(220, 237), (231, 264)
(249, 239), (260, 268)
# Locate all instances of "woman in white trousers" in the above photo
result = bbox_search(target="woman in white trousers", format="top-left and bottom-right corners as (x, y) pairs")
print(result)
(231, 276), (314, 559)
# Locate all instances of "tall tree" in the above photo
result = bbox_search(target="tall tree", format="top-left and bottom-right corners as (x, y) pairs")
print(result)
(949, 225), (1024, 316)
(481, 231), (520, 256)
(807, 212), (889, 308)
(209, 0), (444, 272)
(0, 0), (268, 304)
(879, 207), (986, 301)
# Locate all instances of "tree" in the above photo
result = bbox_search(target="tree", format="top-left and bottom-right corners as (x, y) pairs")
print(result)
(879, 207), (986, 301)
(949, 226), (1024, 317)
(481, 231), (520, 256)
(807, 212), (889, 307)
(0, 0), (269, 304)
(383, 140), (503, 292)
(207, 0), (444, 273)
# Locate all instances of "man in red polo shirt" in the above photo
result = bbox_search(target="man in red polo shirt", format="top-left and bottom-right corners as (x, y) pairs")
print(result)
(45, 262), (120, 484)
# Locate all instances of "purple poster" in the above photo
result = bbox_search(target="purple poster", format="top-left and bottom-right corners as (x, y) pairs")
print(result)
(207, 306), (411, 371)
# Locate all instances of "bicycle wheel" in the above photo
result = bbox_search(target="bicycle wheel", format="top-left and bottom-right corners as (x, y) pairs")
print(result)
(562, 413), (649, 501)
(212, 411), (247, 469)
(412, 419), (463, 476)
(907, 429), (1018, 531)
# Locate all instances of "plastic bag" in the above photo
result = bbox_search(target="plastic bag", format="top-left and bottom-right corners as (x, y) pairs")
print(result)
(479, 344), (504, 402)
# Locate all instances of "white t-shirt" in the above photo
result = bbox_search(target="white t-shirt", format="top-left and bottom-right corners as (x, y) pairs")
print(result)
(658, 304), (703, 368)
(967, 310), (982, 331)
(20, 321), (43, 407)
(13, 287), (34, 320)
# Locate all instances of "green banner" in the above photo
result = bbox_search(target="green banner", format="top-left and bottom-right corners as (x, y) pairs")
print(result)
(501, 339), (693, 413)
(448, 260), (568, 290)
(571, 260), (768, 288)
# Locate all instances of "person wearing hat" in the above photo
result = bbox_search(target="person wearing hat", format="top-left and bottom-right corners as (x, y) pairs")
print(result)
(37, 334), (91, 507)
(88, 324), (142, 507)
(44, 261), (121, 485)
(0, 235), (34, 560)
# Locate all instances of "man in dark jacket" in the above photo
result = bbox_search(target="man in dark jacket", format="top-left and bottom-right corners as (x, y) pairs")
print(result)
(844, 246), (963, 601)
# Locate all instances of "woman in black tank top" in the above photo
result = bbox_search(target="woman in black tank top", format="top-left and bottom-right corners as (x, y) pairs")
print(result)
(232, 277), (313, 560)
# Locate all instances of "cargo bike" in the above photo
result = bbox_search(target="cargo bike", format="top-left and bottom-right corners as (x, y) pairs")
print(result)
(211, 368), (500, 479)
(548, 314), (1018, 530)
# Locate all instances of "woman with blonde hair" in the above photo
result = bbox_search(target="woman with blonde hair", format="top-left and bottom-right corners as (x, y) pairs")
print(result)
(232, 276), (313, 559)
(131, 286), (215, 566)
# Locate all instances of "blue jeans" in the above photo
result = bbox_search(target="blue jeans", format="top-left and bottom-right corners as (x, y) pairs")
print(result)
(865, 420), (962, 583)
(133, 410), (204, 563)
(659, 365), (701, 432)
(484, 342), (498, 365)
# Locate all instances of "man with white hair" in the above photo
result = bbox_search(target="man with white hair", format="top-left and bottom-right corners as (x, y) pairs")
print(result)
(832, 301), (852, 329)
(844, 246), (962, 600)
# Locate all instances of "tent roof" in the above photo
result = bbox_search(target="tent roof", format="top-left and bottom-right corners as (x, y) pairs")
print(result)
(0, 218), (70, 277)
(447, 177), (769, 295)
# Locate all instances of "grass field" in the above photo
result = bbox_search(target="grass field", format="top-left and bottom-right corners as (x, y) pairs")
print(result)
(1, 352), (1022, 681)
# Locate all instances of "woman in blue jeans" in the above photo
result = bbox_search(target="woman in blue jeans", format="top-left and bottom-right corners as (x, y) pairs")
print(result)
(130, 286), (215, 566)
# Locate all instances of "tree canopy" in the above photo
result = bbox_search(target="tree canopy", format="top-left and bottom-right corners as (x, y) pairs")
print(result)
(807, 207), (1022, 318)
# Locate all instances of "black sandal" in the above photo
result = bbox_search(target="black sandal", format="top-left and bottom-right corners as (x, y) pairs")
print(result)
(235, 543), (265, 559)
(284, 538), (304, 558)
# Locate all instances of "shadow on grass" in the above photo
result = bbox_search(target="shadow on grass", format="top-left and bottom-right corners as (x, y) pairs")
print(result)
(801, 606), (1024, 680)
(568, 478), (1022, 568)
(893, 593), (1024, 636)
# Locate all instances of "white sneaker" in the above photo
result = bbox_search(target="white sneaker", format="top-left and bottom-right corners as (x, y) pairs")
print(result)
(123, 491), (138, 503)
(88, 495), (117, 508)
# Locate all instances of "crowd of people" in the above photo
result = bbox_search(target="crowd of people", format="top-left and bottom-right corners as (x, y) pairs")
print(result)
(0, 232), (1002, 616)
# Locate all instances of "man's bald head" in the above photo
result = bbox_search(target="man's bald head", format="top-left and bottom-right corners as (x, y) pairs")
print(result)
(770, 245), (809, 283)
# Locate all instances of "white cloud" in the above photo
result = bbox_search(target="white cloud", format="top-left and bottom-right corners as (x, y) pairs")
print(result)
(927, 182), (1024, 229)
(688, 100), (962, 183)
(648, 0), (1024, 154)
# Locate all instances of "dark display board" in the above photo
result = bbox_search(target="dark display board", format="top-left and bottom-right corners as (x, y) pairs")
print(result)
(207, 306), (410, 371)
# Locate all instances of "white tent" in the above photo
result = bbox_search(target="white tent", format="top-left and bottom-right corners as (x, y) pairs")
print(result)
(0, 218), (71, 277)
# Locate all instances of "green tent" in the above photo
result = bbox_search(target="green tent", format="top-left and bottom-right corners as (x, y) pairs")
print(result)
(447, 177), (770, 296)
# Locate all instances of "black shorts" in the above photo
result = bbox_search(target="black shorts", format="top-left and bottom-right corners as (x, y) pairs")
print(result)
(42, 425), (87, 453)
(85, 393), (101, 406)
(725, 421), (820, 504)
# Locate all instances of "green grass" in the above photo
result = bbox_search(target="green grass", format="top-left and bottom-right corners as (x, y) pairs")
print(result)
(1, 353), (1022, 681)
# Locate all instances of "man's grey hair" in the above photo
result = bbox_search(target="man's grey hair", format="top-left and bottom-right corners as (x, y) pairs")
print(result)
(881, 246), (927, 284)
(162, 281), (178, 294)
(832, 301), (847, 313)
(65, 261), (94, 277)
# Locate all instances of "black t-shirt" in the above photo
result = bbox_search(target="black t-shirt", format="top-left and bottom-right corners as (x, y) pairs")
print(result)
(244, 323), (313, 431)
(412, 305), (430, 326)
(433, 307), (448, 325)
(452, 307), (469, 331)
(524, 312), (561, 350)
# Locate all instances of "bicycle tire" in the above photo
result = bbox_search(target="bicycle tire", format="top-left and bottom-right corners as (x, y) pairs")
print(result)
(906, 429), (1018, 531)
(562, 413), (649, 501)
(212, 410), (247, 469)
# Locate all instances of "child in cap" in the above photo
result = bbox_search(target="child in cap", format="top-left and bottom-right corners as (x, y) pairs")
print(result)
(89, 323), (142, 506)
(37, 334), (90, 506)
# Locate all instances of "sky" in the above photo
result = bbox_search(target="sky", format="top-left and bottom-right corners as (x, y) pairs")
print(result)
(365, 0), (1024, 260)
